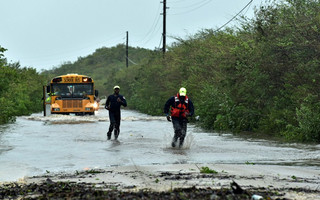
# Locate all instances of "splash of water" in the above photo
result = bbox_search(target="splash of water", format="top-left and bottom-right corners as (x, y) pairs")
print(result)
(23, 114), (166, 124)
(163, 132), (195, 150)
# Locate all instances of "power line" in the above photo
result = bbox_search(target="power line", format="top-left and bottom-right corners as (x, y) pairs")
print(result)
(169, 0), (194, 3)
(125, 55), (139, 65)
(158, 35), (163, 50)
(213, 0), (254, 32)
(170, 0), (212, 10)
(143, 22), (162, 46)
(169, 0), (213, 15)
(170, 0), (210, 5)
(241, 0), (254, 16)
(140, 3), (162, 44)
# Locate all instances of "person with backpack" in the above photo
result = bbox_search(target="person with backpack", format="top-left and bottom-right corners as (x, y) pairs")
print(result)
(164, 87), (194, 148)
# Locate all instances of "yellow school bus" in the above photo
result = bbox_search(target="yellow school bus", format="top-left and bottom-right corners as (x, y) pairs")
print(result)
(47, 74), (99, 115)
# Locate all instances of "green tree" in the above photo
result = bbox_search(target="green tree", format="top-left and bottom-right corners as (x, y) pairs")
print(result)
(0, 46), (47, 124)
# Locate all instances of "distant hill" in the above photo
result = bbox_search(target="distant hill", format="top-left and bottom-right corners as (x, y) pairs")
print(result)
(41, 44), (154, 96)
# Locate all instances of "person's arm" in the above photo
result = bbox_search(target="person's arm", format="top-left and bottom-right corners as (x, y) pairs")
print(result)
(121, 96), (127, 107)
(164, 97), (174, 115)
(188, 99), (194, 116)
(105, 96), (110, 110)
(164, 97), (174, 121)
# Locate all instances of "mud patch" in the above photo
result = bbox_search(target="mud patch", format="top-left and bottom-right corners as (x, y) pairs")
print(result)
(0, 179), (284, 200)
(4, 164), (319, 199)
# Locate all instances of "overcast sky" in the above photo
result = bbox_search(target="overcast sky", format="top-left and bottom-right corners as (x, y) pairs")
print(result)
(1, 0), (263, 72)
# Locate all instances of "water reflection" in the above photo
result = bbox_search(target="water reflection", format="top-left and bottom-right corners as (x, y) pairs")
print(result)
(104, 140), (121, 152)
(0, 123), (13, 156)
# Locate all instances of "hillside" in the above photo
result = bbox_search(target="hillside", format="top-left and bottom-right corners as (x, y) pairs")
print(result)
(41, 44), (154, 96)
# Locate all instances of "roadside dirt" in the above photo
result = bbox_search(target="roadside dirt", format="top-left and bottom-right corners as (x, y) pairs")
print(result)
(1, 164), (320, 199)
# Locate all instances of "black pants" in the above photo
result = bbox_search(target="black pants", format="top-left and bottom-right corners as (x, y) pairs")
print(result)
(108, 111), (121, 138)
(172, 117), (187, 146)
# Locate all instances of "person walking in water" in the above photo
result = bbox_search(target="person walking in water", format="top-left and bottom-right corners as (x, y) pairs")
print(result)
(164, 87), (194, 148)
(105, 85), (127, 140)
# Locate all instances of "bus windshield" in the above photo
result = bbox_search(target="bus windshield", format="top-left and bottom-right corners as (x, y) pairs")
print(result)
(52, 83), (93, 98)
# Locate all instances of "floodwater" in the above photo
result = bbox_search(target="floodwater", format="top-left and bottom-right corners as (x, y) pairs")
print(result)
(0, 109), (319, 182)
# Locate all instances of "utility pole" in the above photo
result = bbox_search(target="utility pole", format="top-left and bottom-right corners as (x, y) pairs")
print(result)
(126, 31), (129, 67)
(43, 86), (47, 116)
(161, 0), (167, 55)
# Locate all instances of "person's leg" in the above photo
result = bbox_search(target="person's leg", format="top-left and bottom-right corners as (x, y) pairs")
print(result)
(171, 118), (181, 147)
(108, 112), (116, 140)
(179, 119), (188, 147)
(114, 111), (121, 139)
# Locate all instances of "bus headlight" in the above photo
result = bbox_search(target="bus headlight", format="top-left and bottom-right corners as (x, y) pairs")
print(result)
(93, 102), (98, 109)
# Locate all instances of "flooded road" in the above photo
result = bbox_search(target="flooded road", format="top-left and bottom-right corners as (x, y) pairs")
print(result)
(0, 109), (319, 182)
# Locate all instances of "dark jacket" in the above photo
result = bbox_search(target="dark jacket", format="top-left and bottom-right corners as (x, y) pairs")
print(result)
(164, 95), (194, 118)
(105, 94), (127, 112)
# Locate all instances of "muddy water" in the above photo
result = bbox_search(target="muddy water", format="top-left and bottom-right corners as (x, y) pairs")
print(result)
(0, 109), (319, 182)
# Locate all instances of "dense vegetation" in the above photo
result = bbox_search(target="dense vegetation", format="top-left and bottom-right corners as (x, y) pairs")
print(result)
(3, 0), (320, 142)
(79, 0), (318, 142)
(0, 46), (48, 124)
